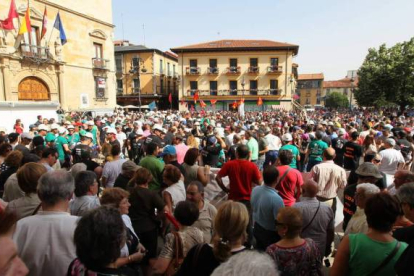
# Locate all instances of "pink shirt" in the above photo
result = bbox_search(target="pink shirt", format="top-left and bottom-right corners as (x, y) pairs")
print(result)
(175, 143), (189, 164)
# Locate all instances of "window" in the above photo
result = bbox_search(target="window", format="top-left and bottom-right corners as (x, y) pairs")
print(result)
(270, 80), (278, 95)
(229, 59), (238, 72)
(160, 59), (163, 74)
(160, 79), (164, 94)
(270, 58), (278, 67)
(116, 80), (123, 94)
(167, 63), (171, 76)
(250, 80), (258, 95)
(95, 77), (106, 98)
(190, 81), (198, 95)
(115, 56), (122, 73)
(316, 97), (321, 105)
(173, 64), (176, 75)
(132, 57), (140, 68)
(229, 80), (237, 95)
(167, 80), (171, 93)
(133, 79), (140, 93)
(210, 81), (218, 95)
(22, 27), (40, 55)
(94, 43), (103, 59)
(250, 58), (258, 67)
(190, 59), (198, 74)
(306, 90), (311, 97)
(209, 59), (218, 73)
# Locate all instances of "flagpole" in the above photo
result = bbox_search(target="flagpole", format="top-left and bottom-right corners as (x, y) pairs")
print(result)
(47, 10), (58, 47)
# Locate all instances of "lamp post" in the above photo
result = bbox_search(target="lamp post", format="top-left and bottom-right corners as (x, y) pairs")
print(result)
(350, 71), (355, 110)
(241, 77), (245, 97)
(129, 57), (147, 112)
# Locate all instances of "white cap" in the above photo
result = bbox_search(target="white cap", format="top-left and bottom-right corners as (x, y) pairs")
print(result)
(106, 128), (116, 134)
(38, 124), (48, 131)
(308, 120), (315, 125)
(328, 122), (334, 126)
(58, 127), (67, 134)
(51, 123), (60, 130)
(338, 128), (346, 135)
(21, 132), (34, 140)
(84, 132), (93, 139)
(87, 121), (95, 126)
(282, 133), (293, 142)
(153, 124), (164, 132)
(67, 125), (75, 130)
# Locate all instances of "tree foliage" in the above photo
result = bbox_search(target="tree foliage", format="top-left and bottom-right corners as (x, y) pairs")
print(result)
(325, 92), (349, 108)
(355, 37), (414, 110)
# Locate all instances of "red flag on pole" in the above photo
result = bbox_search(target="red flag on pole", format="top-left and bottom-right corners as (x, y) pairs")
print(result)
(168, 93), (172, 104)
(41, 6), (47, 39)
(200, 100), (207, 108)
(193, 91), (199, 104)
(0, 0), (18, 30)
(257, 97), (263, 106)
(210, 99), (217, 105)
(232, 101), (238, 109)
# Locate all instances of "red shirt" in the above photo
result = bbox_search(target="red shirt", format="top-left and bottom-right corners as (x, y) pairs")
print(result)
(276, 165), (303, 207)
(218, 159), (261, 201)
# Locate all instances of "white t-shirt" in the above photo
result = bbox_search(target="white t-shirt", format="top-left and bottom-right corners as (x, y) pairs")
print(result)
(379, 148), (405, 175)
(102, 159), (127, 188)
(117, 132), (127, 147)
(163, 180), (186, 211)
(265, 134), (282, 150)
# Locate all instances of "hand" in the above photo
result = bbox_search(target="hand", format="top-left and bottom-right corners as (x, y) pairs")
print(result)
(129, 251), (145, 263)
(137, 243), (146, 254)
(204, 165), (210, 173)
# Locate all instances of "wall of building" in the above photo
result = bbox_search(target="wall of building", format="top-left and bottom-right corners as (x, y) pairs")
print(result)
(0, 0), (116, 110)
(177, 51), (295, 98)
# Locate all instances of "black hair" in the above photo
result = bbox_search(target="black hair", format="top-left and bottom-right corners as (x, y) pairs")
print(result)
(32, 136), (45, 147)
(74, 206), (125, 271)
(41, 147), (57, 159)
(365, 193), (400, 233)
(146, 142), (158, 155)
(236, 145), (249, 159)
(278, 149), (293, 166)
(110, 144), (121, 156)
(263, 166), (279, 186)
(174, 201), (199, 226)
(74, 171), (97, 197)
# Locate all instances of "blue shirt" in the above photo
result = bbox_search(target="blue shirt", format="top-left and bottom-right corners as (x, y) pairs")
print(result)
(251, 185), (285, 231)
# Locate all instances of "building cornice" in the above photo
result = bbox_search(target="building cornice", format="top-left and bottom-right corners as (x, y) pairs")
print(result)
(35, 0), (115, 28)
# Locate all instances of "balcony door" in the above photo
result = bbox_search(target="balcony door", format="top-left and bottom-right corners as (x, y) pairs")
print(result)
(210, 81), (217, 95)
(190, 81), (198, 95)
(229, 58), (237, 72)
(250, 80), (258, 95)
(189, 59), (198, 74)
(229, 80), (237, 95)
(22, 27), (40, 55)
(270, 80), (278, 95)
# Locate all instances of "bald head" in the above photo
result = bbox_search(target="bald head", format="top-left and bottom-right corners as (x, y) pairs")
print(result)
(323, 148), (336, 161)
(302, 179), (319, 198)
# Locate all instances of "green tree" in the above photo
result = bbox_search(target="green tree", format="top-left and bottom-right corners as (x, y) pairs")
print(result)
(325, 92), (349, 108)
(355, 38), (414, 111)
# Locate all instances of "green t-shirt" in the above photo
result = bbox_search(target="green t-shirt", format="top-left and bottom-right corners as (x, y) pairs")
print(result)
(56, 136), (68, 161)
(66, 133), (80, 147)
(247, 137), (259, 161)
(348, 234), (407, 276)
(88, 127), (98, 145)
(308, 140), (328, 162)
(139, 155), (165, 191)
(280, 144), (299, 169)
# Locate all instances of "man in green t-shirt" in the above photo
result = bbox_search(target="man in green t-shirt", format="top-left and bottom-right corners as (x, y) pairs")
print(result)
(139, 142), (164, 191)
(245, 131), (259, 164)
(306, 131), (328, 172)
(66, 125), (80, 149)
(279, 133), (300, 169)
(56, 127), (71, 163)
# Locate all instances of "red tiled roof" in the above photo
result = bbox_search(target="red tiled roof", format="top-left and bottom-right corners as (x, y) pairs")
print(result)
(324, 76), (359, 88)
(164, 51), (178, 59)
(171, 39), (299, 54)
(298, 73), (324, 80)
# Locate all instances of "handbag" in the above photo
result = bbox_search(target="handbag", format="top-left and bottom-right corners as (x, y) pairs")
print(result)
(164, 232), (184, 276)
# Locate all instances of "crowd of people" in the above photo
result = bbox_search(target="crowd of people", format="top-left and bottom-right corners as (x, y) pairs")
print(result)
(1, 107), (414, 275)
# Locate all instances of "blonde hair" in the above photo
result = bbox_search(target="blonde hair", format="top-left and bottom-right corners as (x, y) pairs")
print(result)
(277, 207), (303, 239)
(186, 135), (199, 149)
(212, 201), (249, 262)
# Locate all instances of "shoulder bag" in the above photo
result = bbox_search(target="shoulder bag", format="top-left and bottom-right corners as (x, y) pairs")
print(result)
(164, 232), (184, 276)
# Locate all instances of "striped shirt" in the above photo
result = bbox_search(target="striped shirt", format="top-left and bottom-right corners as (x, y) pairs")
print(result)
(311, 160), (347, 199)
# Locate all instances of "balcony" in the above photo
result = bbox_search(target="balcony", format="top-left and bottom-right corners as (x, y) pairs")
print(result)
(167, 71), (172, 78)
(173, 72), (179, 79)
(187, 89), (199, 96)
(182, 89), (283, 97)
(186, 67), (201, 75)
(249, 89), (258, 95)
(267, 65), (283, 74)
(226, 66), (241, 75)
(20, 44), (50, 62)
(132, 88), (141, 94)
(248, 66), (260, 74)
(269, 89), (282, 95)
(207, 67), (219, 75)
(92, 58), (110, 70)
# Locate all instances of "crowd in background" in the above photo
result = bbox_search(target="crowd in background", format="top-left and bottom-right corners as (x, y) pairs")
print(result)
(1, 106), (414, 275)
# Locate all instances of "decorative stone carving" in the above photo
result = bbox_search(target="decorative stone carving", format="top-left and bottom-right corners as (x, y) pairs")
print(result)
(54, 40), (62, 61)
(89, 29), (107, 40)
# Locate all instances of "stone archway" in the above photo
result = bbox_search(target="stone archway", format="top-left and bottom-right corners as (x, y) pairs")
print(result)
(18, 77), (50, 101)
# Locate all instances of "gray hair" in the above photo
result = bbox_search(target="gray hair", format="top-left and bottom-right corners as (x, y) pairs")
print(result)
(397, 182), (414, 207)
(70, 163), (87, 178)
(211, 251), (279, 276)
(188, 181), (204, 194)
(38, 170), (75, 205)
(357, 183), (380, 196)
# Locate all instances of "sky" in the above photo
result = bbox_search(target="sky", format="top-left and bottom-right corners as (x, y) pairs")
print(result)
(112, 0), (414, 80)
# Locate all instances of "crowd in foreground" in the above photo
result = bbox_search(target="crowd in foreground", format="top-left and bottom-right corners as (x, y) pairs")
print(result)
(1, 107), (414, 276)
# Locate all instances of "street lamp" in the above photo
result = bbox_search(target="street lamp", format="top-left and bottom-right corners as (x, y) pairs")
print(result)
(241, 77), (245, 97)
(129, 57), (147, 112)
(350, 72), (355, 110)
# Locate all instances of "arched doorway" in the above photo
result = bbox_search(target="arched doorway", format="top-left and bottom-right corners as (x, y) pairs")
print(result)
(18, 77), (50, 101)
